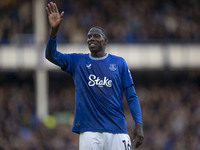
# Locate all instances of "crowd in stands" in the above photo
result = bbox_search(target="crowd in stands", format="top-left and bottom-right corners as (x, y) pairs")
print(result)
(0, 0), (33, 44)
(0, 72), (78, 150)
(0, 0), (200, 44)
(0, 71), (199, 150)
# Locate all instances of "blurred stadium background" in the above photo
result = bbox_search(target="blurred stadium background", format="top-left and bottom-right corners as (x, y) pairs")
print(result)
(0, 0), (200, 149)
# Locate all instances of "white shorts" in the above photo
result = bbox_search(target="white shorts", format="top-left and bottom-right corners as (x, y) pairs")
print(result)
(79, 132), (132, 150)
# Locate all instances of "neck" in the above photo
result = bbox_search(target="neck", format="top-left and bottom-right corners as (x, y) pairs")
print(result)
(91, 51), (106, 58)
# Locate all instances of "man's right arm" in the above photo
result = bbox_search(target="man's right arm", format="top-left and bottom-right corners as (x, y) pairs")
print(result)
(45, 2), (67, 67)
(45, 36), (68, 68)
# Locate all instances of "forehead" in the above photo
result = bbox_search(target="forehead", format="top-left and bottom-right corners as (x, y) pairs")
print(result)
(88, 28), (103, 35)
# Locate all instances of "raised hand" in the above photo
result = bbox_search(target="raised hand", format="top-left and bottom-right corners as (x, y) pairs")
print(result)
(46, 2), (64, 38)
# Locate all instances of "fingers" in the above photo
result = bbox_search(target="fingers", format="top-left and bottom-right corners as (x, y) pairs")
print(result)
(54, 3), (59, 13)
(134, 136), (144, 149)
(48, 3), (52, 13)
(46, 2), (57, 14)
(51, 2), (57, 13)
(46, 2), (64, 17)
(46, 7), (50, 16)
(135, 141), (141, 149)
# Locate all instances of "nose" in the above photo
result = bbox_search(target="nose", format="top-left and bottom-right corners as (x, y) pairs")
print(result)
(88, 35), (95, 41)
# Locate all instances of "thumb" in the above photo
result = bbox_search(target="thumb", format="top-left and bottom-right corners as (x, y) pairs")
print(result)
(132, 130), (137, 142)
(60, 11), (64, 19)
(132, 136), (136, 143)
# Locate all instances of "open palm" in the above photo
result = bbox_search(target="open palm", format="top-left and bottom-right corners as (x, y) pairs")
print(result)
(46, 2), (64, 29)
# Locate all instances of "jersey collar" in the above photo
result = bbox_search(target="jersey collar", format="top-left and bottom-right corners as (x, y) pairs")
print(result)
(89, 53), (109, 60)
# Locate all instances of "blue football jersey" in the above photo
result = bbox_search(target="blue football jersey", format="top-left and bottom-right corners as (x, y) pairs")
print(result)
(45, 37), (141, 134)
(62, 53), (133, 133)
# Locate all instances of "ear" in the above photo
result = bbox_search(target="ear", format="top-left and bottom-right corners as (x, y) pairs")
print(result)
(104, 38), (108, 46)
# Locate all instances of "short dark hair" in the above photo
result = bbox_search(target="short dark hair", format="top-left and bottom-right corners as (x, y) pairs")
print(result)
(91, 26), (107, 39)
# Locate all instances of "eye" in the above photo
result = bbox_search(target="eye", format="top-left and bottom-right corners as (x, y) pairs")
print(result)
(94, 34), (101, 38)
(88, 34), (92, 39)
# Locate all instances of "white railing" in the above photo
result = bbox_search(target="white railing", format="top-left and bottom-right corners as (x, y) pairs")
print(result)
(1, 43), (200, 70)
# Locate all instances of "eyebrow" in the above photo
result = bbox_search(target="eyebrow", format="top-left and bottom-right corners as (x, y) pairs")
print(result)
(87, 33), (101, 36)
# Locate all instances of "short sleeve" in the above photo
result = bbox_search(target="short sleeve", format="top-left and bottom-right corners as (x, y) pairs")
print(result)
(121, 58), (134, 89)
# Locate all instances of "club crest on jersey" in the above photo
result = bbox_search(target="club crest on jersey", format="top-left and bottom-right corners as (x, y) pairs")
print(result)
(88, 74), (112, 87)
(86, 64), (91, 69)
(109, 64), (117, 71)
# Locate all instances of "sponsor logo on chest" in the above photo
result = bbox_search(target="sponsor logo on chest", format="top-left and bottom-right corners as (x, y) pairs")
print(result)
(88, 74), (112, 87)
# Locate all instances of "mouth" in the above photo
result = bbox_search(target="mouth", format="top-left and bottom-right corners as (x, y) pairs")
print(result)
(89, 43), (96, 46)
(88, 42), (99, 50)
(88, 42), (97, 46)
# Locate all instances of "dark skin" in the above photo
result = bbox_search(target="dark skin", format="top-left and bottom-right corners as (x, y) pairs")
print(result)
(46, 2), (143, 148)
(133, 123), (144, 148)
(87, 27), (108, 58)
(46, 2), (64, 39)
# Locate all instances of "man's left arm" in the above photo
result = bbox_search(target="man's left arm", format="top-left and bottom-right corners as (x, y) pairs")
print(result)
(124, 85), (144, 149)
(120, 58), (144, 148)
